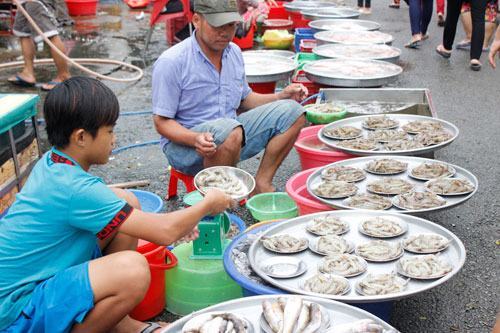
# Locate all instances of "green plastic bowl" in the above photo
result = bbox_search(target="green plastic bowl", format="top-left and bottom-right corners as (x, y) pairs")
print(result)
(305, 103), (347, 125)
(246, 192), (298, 222)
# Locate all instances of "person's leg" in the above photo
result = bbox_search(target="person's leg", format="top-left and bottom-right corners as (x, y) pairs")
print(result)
(408, 0), (423, 44)
(485, 22), (496, 47)
(421, 0), (434, 36)
(483, 2), (498, 48)
(358, 0), (363, 8)
(459, 10), (473, 44)
(42, 35), (71, 90)
(237, 100), (306, 194)
(365, 0), (372, 12)
(9, 4), (37, 84)
(469, 0), (488, 61)
(442, 0), (464, 51)
(437, 0), (445, 15)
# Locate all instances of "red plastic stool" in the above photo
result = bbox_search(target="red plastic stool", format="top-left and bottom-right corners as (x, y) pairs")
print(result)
(167, 167), (196, 200)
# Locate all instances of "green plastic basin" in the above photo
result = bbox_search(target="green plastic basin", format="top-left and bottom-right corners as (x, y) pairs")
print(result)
(245, 192), (298, 222)
(304, 103), (347, 125)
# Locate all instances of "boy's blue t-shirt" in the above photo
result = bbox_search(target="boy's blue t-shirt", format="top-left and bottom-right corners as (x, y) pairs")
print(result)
(0, 148), (133, 330)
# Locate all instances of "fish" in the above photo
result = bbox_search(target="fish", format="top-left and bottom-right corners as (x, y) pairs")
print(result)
(302, 303), (322, 333)
(263, 300), (284, 333)
(323, 319), (388, 333)
(293, 304), (311, 333)
(200, 316), (224, 333)
(282, 297), (303, 333)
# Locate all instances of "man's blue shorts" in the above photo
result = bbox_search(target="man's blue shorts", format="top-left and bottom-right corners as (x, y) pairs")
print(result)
(163, 100), (305, 175)
(1, 246), (102, 333)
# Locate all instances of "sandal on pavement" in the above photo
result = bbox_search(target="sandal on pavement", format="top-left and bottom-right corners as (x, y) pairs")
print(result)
(436, 45), (451, 58)
(405, 39), (421, 49)
(7, 75), (36, 87)
(470, 60), (482, 71)
(140, 322), (163, 333)
(456, 40), (471, 50)
(421, 34), (430, 41)
(41, 81), (62, 91)
(437, 14), (445, 27)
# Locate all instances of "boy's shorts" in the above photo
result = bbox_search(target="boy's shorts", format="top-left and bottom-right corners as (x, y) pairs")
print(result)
(13, 0), (59, 43)
(163, 100), (305, 175)
(1, 246), (101, 333)
(461, 0), (498, 23)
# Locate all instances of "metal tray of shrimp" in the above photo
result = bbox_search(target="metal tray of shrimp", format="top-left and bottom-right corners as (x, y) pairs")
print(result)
(301, 7), (361, 20)
(318, 114), (458, 156)
(309, 19), (380, 32)
(306, 156), (478, 214)
(247, 211), (466, 303)
(303, 59), (402, 88)
(161, 294), (397, 332)
(243, 54), (297, 83)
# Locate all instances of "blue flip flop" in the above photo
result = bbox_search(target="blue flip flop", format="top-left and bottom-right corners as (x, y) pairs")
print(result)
(41, 81), (61, 91)
(8, 75), (36, 87)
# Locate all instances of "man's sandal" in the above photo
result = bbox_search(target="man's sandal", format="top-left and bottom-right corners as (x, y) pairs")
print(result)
(436, 45), (451, 58)
(140, 322), (163, 333)
(405, 39), (421, 49)
(470, 60), (482, 71)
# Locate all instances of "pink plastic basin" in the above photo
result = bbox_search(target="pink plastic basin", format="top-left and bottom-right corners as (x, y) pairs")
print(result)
(294, 125), (355, 170)
(286, 167), (331, 215)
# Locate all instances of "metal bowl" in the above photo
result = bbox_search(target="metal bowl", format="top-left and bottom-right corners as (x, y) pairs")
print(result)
(313, 44), (401, 63)
(242, 50), (296, 60)
(301, 7), (360, 20)
(315, 30), (394, 45)
(243, 54), (297, 83)
(309, 19), (380, 32)
(194, 166), (255, 201)
(284, 1), (338, 12)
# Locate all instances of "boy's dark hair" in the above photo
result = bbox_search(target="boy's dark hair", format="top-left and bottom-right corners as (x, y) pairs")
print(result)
(43, 77), (120, 148)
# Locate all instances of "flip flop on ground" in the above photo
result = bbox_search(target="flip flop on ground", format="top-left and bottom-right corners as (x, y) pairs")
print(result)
(436, 45), (452, 58)
(7, 74), (36, 87)
(405, 39), (421, 49)
(41, 80), (62, 91)
(140, 322), (166, 333)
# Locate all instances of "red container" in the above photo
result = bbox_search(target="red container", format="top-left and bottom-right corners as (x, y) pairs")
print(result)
(249, 81), (276, 94)
(65, 0), (98, 16)
(268, 1), (288, 20)
(130, 241), (178, 321)
(287, 11), (310, 29)
(286, 167), (332, 215)
(262, 19), (293, 32)
(233, 24), (254, 50)
(294, 125), (354, 170)
(300, 39), (317, 53)
(292, 71), (327, 104)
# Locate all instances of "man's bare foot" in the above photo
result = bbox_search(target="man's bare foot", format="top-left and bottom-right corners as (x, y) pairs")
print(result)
(251, 182), (276, 196)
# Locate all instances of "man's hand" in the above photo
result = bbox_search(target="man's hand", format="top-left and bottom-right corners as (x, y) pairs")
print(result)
(277, 83), (309, 102)
(489, 40), (500, 69)
(182, 226), (200, 242)
(204, 189), (236, 215)
(195, 132), (217, 157)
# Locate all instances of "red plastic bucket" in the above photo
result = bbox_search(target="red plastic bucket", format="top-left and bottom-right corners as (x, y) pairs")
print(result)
(249, 82), (276, 94)
(294, 125), (354, 170)
(287, 11), (310, 29)
(233, 24), (254, 50)
(268, 1), (288, 19)
(130, 241), (178, 321)
(286, 168), (331, 215)
(65, 0), (98, 16)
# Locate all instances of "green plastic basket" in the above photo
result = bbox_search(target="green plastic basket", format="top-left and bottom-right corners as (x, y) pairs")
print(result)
(304, 103), (348, 125)
(246, 192), (298, 222)
(295, 52), (319, 70)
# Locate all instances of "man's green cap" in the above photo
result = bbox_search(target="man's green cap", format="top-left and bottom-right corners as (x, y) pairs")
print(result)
(194, 0), (243, 27)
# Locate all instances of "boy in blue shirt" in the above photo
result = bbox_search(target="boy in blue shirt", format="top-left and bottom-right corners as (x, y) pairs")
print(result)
(0, 77), (233, 333)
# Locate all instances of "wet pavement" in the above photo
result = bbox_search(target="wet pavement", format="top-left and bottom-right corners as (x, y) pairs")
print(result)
(0, 0), (499, 332)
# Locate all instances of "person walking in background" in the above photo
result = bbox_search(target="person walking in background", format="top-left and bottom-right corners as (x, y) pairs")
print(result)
(489, 25), (500, 67)
(358, 0), (372, 14)
(456, 0), (498, 52)
(405, 0), (434, 48)
(436, 0), (489, 70)
(436, 0), (446, 26)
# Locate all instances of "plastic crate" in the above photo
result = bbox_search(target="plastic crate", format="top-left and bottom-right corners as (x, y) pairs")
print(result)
(294, 28), (314, 51)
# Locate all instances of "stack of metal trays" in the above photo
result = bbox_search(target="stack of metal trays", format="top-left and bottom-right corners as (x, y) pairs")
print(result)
(303, 59), (402, 87)
(309, 19), (380, 32)
(313, 44), (401, 63)
(163, 294), (397, 332)
(248, 211), (467, 303)
(242, 50), (295, 60)
(315, 30), (394, 45)
(306, 156), (477, 214)
(301, 7), (361, 20)
(284, 1), (338, 13)
(243, 54), (297, 83)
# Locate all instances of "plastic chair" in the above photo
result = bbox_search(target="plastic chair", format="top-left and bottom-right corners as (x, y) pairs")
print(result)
(167, 167), (196, 200)
(144, 0), (192, 53)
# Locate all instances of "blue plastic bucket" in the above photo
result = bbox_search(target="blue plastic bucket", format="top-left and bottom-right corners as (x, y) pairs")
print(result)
(130, 189), (163, 213)
(223, 221), (394, 322)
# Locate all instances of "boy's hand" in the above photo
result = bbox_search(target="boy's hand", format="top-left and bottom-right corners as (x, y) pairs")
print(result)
(204, 189), (235, 215)
(195, 132), (217, 157)
(183, 226), (200, 242)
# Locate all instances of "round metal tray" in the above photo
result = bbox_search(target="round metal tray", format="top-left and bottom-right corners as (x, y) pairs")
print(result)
(243, 54), (297, 83)
(194, 166), (255, 201)
(318, 114), (459, 156)
(248, 211), (466, 303)
(161, 294), (398, 332)
(301, 7), (360, 20)
(306, 156), (478, 214)
(242, 49), (295, 60)
(315, 30), (394, 45)
(309, 19), (380, 32)
(303, 59), (402, 87)
(284, 1), (338, 12)
(313, 44), (401, 63)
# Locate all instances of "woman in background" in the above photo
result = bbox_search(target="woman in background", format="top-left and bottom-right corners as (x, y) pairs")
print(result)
(405, 0), (434, 48)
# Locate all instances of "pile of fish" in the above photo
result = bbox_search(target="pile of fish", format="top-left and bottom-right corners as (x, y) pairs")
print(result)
(323, 126), (362, 140)
(312, 180), (358, 199)
(425, 178), (475, 195)
(344, 194), (393, 210)
(365, 159), (408, 175)
(318, 254), (367, 276)
(362, 116), (399, 130)
(368, 129), (408, 142)
(307, 103), (345, 114)
(356, 240), (403, 262)
(321, 166), (366, 182)
(360, 217), (406, 238)
(302, 273), (350, 295)
(356, 273), (409, 295)
(398, 254), (452, 279)
(337, 138), (378, 151)
(262, 235), (308, 253)
(402, 120), (444, 134)
(410, 162), (455, 180)
(196, 168), (246, 197)
(403, 234), (451, 253)
(316, 235), (352, 254)
(183, 312), (249, 333)
(393, 191), (446, 210)
(306, 215), (349, 236)
(367, 178), (414, 195)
